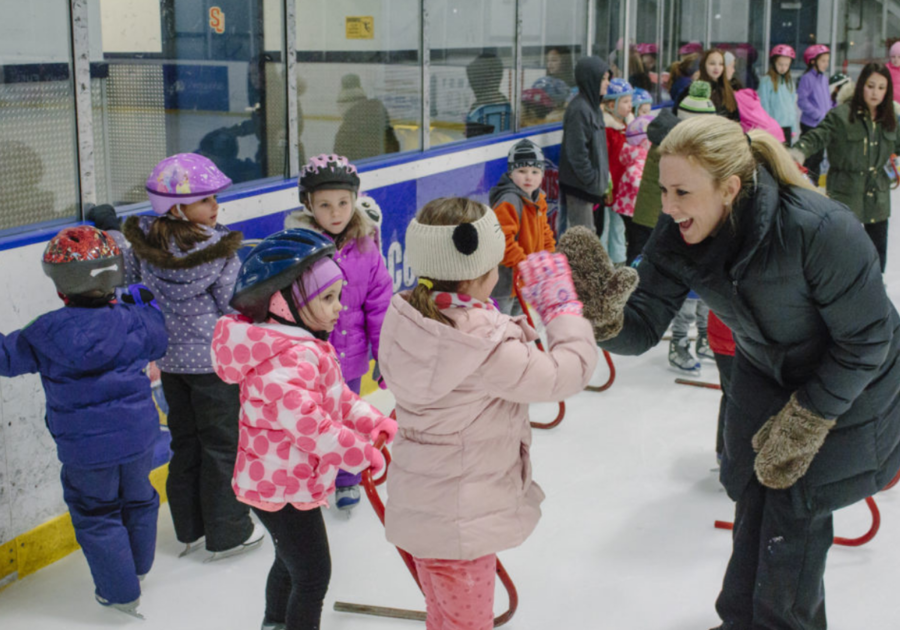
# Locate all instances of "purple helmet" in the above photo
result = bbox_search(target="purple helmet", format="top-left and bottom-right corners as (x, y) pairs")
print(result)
(298, 154), (360, 197)
(146, 153), (232, 216)
(626, 115), (654, 146)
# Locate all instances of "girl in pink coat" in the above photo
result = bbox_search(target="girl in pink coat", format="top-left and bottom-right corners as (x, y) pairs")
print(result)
(379, 197), (599, 630)
(611, 114), (653, 219)
(284, 154), (393, 511)
(212, 228), (397, 630)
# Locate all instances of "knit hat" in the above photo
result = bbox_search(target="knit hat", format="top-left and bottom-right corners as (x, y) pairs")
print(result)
(337, 74), (366, 104)
(678, 81), (716, 117)
(406, 208), (505, 281)
(829, 72), (851, 88)
(508, 139), (545, 172)
(291, 257), (343, 308)
(891, 41), (900, 57)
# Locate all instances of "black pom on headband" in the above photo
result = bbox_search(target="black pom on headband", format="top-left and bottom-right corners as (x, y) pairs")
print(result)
(452, 223), (479, 256)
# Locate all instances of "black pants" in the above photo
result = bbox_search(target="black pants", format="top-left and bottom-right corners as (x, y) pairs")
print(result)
(713, 352), (734, 458)
(800, 122), (824, 185)
(864, 220), (888, 273)
(781, 126), (793, 147)
(715, 478), (833, 630)
(161, 371), (252, 551)
(626, 220), (654, 266)
(252, 506), (331, 630)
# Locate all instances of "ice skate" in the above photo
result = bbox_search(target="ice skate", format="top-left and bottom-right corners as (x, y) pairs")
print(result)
(696, 333), (715, 361)
(178, 535), (205, 558)
(205, 523), (265, 563)
(95, 594), (144, 620)
(335, 485), (361, 513)
(261, 623), (287, 630)
(669, 338), (701, 377)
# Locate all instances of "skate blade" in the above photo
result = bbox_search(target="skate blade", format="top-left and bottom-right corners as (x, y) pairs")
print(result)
(178, 542), (205, 558)
(667, 365), (702, 378)
(203, 538), (264, 563)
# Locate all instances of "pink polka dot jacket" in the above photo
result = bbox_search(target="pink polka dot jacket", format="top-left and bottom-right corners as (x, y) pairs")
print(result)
(211, 314), (392, 507)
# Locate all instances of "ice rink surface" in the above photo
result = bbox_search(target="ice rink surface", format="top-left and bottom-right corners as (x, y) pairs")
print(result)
(4, 194), (900, 629)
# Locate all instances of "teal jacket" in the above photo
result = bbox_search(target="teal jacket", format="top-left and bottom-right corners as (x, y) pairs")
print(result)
(757, 75), (799, 139)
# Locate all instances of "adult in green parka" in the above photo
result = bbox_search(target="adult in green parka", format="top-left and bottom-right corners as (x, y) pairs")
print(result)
(793, 62), (900, 271)
(560, 115), (900, 630)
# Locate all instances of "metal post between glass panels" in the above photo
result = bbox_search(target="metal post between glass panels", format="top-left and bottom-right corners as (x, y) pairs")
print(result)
(830, 0), (839, 76)
(421, 0), (431, 152)
(763, 0), (772, 67)
(286, 0), (299, 178)
(623, 0), (632, 79)
(587, 0), (596, 58)
(71, 0), (96, 213)
(705, 0), (713, 50)
(514, 0), (523, 133)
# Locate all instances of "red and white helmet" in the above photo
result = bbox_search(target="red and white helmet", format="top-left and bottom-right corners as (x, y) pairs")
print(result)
(803, 44), (830, 66)
(42, 226), (124, 296)
(770, 44), (796, 60)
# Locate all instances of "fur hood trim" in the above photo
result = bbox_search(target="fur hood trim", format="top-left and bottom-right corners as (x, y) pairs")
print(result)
(124, 216), (243, 270)
(283, 203), (377, 238)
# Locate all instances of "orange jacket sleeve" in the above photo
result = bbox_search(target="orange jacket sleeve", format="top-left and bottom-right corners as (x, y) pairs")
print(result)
(493, 200), (528, 268)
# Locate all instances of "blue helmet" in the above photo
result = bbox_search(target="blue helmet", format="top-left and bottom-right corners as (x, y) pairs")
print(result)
(632, 88), (653, 111)
(230, 229), (335, 322)
(603, 78), (634, 101)
(532, 76), (570, 107)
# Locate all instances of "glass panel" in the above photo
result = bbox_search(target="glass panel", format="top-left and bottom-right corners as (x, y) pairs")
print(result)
(295, 0), (421, 161)
(94, 0), (287, 209)
(834, 0), (885, 79)
(430, 0), (516, 146)
(709, 0), (766, 91)
(627, 0), (665, 103)
(520, 0), (586, 129)
(770, 0), (823, 78)
(658, 0), (707, 105)
(593, 0), (624, 77)
(0, 0), (79, 233)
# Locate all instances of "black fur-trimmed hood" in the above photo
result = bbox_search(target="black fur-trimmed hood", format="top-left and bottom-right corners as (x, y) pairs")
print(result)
(124, 215), (243, 271)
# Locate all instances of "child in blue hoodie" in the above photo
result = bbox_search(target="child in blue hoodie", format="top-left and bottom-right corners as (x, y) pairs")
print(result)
(0, 226), (168, 618)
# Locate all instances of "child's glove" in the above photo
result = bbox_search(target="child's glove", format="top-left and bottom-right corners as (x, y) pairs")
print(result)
(119, 284), (160, 310)
(752, 393), (836, 490)
(86, 204), (122, 232)
(370, 416), (398, 444)
(372, 361), (387, 390)
(557, 226), (639, 341)
(364, 444), (386, 474)
(517, 252), (583, 324)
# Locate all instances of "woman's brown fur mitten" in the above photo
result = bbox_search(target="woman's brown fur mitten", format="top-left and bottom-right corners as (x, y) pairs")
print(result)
(557, 226), (639, 341)
(752, 393), (836, 490)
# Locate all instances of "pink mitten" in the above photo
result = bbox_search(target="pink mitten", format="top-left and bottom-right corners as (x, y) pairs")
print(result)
(517, 252), (583, 324)
(370, 416), (398, 445)
(365, 444), (386, 474)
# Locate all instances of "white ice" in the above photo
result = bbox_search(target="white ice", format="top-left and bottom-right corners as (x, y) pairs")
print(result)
(4, 197), (900, 629)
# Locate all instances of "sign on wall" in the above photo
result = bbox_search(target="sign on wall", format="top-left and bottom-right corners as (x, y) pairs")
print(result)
(345, 16), (375, 40)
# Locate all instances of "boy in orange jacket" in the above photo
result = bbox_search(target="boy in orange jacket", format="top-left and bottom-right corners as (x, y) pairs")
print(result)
(490, 139), (556, 314)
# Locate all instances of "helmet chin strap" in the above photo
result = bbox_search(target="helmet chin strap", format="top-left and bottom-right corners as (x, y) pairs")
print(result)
(169, 204), (191, 221)
(267, 287), (329, 341)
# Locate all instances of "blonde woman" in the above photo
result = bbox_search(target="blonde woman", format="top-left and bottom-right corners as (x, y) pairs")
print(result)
(560, 116), (900, 630)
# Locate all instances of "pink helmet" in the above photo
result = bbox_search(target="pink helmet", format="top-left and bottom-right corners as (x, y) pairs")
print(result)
(803, 44), (830, 66)
(636, 43), (658, 56)
(146, 153), (232, 215)
(679, 42), (703, 56)
(770, 44), (796, 60)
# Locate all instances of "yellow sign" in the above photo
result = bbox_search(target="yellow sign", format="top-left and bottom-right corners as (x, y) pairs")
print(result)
(346, 16), (374, 40)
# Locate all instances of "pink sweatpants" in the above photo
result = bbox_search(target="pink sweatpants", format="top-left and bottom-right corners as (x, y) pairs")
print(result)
(413, 554), (497, 630)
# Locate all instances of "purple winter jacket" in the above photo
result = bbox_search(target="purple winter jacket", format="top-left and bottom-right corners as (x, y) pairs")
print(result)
(124, 216), (243, 374)
(797, 70), (833, 128)
(284, 212), (393, 381)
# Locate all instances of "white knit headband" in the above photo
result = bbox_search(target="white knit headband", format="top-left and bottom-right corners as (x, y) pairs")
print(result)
(405, 208), (505, 281)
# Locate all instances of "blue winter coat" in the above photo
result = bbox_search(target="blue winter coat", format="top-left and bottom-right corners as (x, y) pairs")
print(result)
(124, 216), (243, 374)
(0, 303), (168, 468)
(757, 74), (799, 136)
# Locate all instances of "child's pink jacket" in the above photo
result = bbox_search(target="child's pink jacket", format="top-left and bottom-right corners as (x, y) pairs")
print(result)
(212, 315), (385, 507)
(611, 143), (648, 218)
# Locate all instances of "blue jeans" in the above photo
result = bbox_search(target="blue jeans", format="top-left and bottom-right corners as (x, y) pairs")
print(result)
(61, 447), (159, 604)
(336, 377), (363, 488)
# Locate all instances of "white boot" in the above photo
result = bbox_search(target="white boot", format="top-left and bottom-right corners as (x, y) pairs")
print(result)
(178, 536), (206, 558)
(96, 594), (144, 619)
(205, 523), (265, 563)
